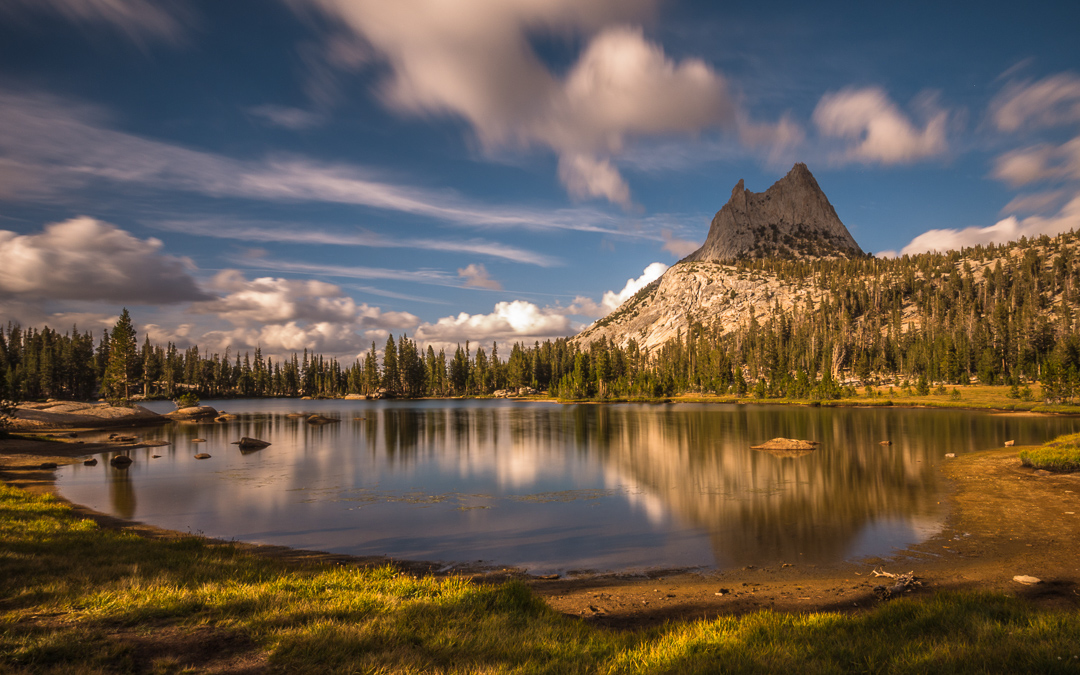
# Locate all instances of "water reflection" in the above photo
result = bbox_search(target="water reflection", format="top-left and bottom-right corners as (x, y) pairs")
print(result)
(58, 400), (1079, 573)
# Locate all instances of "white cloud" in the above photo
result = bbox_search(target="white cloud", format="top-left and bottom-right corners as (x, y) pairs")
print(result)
(566, 262), (667, 318)
(991, 73), (1080, 132)
(813, 87), (948, 165)
(0, 217), (209, 303)
(558, 153), (632, 207)
(148, 217), (561, 266)
(291, 2), (760, 206)
(186, 270), (419, 360)
(248, 104), (324, 130)
(0, 90), (636, 237)
(2, 0), (190, 45)
(415, 300), (572, 345)
(457, 264), (501, 290)
(661, 229), (700, 258)
(992, 136), (1080, 187)
(894, 193), (1080, 256)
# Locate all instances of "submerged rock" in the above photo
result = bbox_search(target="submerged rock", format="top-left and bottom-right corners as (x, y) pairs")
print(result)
(306, 414), (340, 425)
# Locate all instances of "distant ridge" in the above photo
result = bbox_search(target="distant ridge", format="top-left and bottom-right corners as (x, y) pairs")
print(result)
(682, 162), (864, 262)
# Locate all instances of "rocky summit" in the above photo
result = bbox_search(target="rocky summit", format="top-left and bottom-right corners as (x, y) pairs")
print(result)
(682, 162), (864, 263)
(574, 163), (865, 351)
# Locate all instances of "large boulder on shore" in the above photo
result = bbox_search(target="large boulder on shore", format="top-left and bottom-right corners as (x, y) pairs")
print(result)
(12, 401), (164, 429)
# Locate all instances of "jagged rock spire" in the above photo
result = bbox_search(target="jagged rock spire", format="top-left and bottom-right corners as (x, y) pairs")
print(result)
(682, 163), (864, 262)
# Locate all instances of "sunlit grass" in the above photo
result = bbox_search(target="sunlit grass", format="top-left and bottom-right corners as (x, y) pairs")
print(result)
(2, 483), (1080, 672)
(1020, 432), (1080, 473)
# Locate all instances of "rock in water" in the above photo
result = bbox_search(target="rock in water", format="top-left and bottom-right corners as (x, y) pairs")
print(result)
(233, 437), (271, 449)
(110, 455), (133, 467)
(682, 163), (864, 263)
(194, 453), (211, 460)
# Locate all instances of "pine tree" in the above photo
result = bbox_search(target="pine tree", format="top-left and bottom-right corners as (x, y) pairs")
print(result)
(103, 309), (138, 401)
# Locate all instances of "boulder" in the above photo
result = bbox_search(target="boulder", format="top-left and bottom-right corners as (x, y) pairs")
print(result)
(344, 393), (364, 400)
(39, 462), (58, 470)
(83, 458), (98, 466)
(233, 437), (271, 450)
(1004, 440), (1015, 447)
(165, 406), (219, 420)
(110, 455), (133, 468)
(194, 453), (212, 460)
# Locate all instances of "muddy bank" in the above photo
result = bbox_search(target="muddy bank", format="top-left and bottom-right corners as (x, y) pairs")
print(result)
(2, 436), (1077, 628)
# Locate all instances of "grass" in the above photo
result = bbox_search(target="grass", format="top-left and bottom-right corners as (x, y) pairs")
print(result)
(1020, 432), (1080, 473)
(2, 484), (1080, 672)
(665, 384), (1080, 414)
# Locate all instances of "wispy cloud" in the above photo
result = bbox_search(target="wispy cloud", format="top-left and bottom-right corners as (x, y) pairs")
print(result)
(237, 256), (460, 287)
(247, 104), (324, 130)
(0, 89), (639, 237)
(148, 217), (561, 266)
(1, 0), (192, 45)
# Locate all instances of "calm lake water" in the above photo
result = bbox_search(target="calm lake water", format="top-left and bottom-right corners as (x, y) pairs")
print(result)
(57, 399), (1080, 574)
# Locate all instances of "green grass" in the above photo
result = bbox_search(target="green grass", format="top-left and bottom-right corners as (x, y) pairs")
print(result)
(2, 483), (1080, 673)
(1020, 433), (1080, 473)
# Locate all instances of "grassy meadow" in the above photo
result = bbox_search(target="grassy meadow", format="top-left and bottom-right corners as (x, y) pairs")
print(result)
(2, 483), (1079, 673)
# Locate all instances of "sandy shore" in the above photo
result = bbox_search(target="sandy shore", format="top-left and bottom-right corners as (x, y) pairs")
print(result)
(2, 430), (1078, 628)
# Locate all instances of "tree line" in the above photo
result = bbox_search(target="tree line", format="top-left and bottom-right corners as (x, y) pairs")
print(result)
(2, 231), (1079, 404)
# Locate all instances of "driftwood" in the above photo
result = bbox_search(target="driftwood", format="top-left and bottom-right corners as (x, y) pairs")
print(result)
(871, 569), (921, 600)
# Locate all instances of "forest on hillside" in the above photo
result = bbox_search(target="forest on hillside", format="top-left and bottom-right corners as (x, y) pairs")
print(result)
(3, 231), (1080, 405)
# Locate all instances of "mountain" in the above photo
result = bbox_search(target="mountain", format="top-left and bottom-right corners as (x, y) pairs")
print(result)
(575, 163), (864, 351)
(682, 162), (864, 262)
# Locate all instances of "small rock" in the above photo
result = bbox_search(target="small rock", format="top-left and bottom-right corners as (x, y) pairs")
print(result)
(67, 433), (78, 438)
(879, 440), (892, 446)
(1005, 440), (1015, 447)
(307, 414), (341, 425)
(39, 462), (58, 469)
(152, 455), (161, 458)
(83, 458), (98, 466)
(192, 438), (206, 443)
(110, 455), (133, 468)
(194, 453), (212, 460)
(944, 453), (956, 458)
(233, 437), (271, 449)
(1013, 575), (1041, 585)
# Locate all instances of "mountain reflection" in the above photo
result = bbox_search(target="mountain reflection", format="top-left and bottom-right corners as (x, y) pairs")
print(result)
(60, 400), (1080, 572)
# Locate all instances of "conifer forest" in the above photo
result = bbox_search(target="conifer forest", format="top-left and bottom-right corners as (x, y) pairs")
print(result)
(4, 231), (1080, 405)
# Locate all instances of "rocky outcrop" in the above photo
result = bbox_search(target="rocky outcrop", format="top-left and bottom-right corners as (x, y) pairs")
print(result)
(12, 401), (165, 429)
(683, 163), (864, 263)
(574, 260), (830, 351)
(574, 163), (862, 351)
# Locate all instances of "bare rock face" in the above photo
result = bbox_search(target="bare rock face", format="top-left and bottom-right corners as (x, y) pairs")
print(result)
(682, 163), (864, 263)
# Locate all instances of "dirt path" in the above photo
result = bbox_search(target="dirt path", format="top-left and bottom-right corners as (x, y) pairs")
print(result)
(2, 434), (1078, 630)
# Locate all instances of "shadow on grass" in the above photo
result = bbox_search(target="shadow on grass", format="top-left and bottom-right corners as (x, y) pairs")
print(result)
(3, 484), (1080, 674)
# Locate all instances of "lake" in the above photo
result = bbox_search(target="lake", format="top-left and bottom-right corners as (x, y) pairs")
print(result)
(56, 399), (1079, 575)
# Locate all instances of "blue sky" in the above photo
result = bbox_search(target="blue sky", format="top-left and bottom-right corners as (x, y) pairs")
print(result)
(1, 0), (1078, 360)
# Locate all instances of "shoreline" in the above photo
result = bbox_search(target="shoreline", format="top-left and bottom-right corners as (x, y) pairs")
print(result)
(2, 427), (1078, 628)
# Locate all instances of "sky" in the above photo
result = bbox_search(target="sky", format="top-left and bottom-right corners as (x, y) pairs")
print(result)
(1, 0), (1079, 361)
